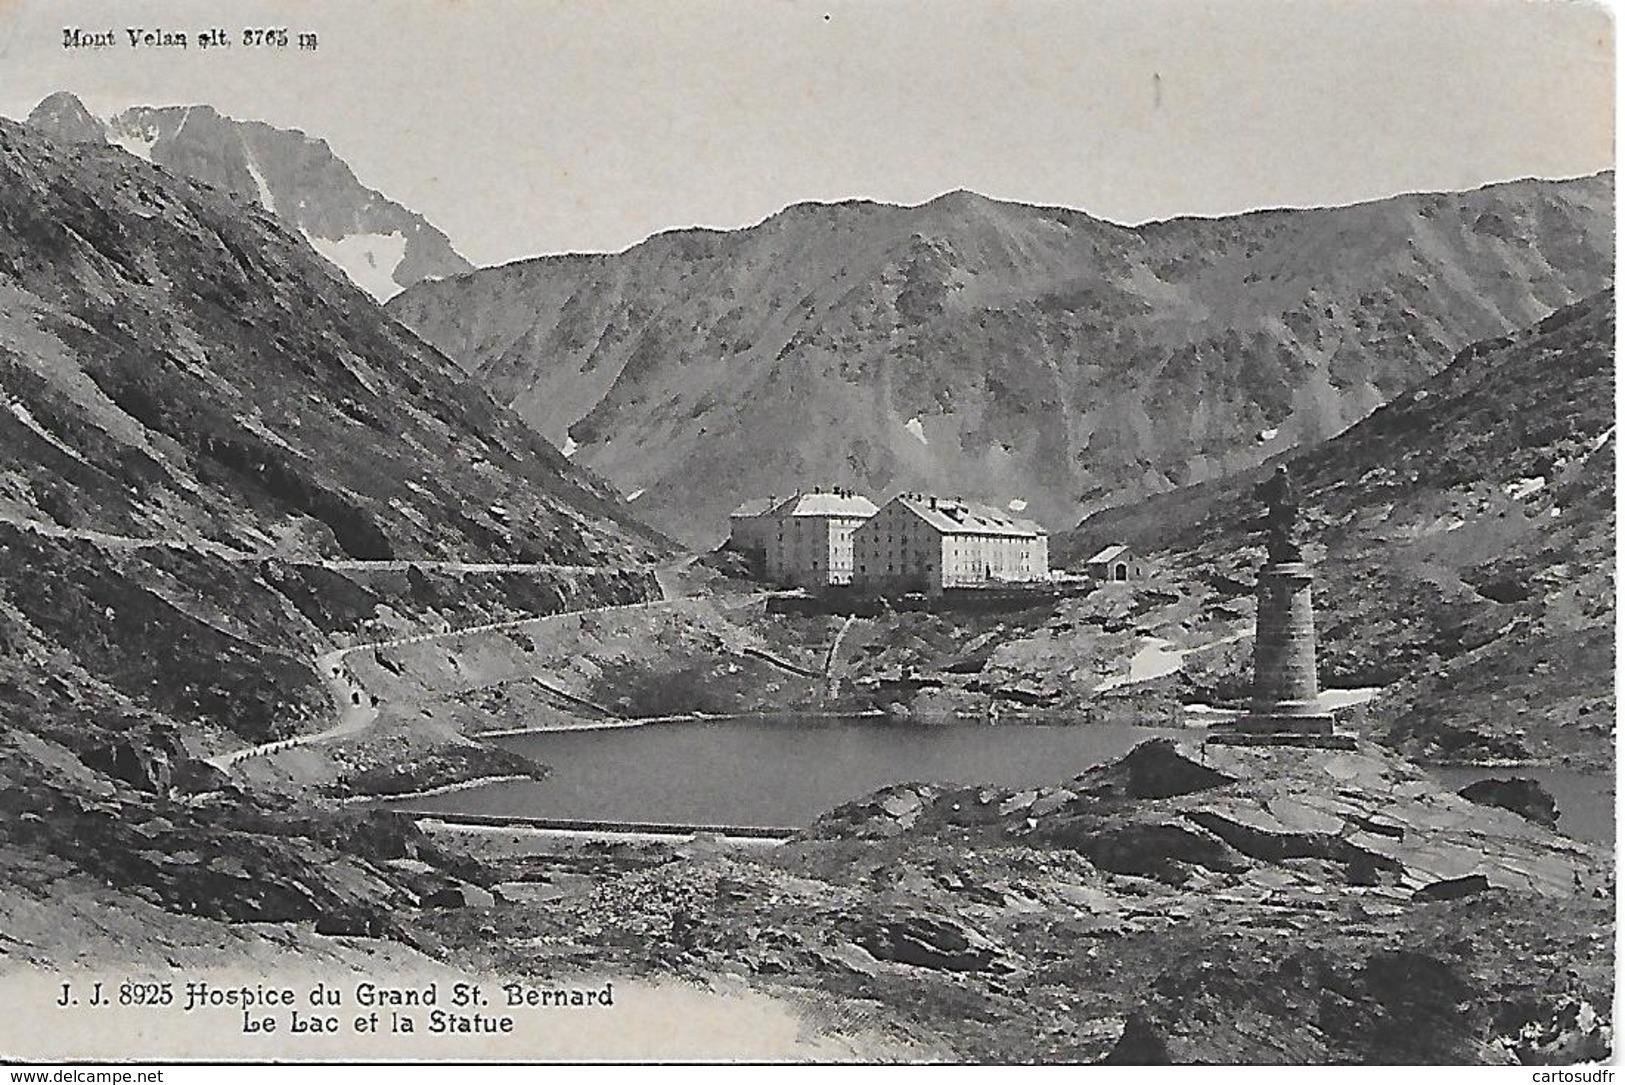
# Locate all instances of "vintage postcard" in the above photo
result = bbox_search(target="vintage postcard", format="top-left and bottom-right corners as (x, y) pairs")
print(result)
(0, 0), (1614, 1067)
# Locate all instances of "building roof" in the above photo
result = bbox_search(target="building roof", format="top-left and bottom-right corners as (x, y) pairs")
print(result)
(1085, 544), (1130, 564)
(730, 496), (790, 519)
(781, 492), (879, 519)
(886, 494), (1047, 538)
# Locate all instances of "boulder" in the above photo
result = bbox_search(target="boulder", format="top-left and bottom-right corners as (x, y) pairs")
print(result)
(812, 942), (882, 977)
(998, 789), (1039, 816)
(1101, 1011), (1172, 1065)
(1185, 805), (1355, 864)
(1457, 777), (1560, 830)
(1499, 996), (1613, 1064)
(421, 883), (497, 909)
(807, 785), (941, 838)
(1413, 873), (1493, 902)
(881, 789), (925, 821)
(1118, 739), (1236, 799)
(854, 911), (1004, 973)
(82, 739), (171, 795)
(172, 757), (232, 794)
(1057, 820), (1251, 879)
(315, 910), (388, 937)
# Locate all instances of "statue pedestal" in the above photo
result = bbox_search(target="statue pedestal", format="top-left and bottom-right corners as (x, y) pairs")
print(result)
(1237, 561), (1334, 736)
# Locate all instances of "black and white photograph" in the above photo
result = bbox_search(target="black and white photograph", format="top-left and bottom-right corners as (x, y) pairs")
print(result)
(0, 0), (1615, 1067)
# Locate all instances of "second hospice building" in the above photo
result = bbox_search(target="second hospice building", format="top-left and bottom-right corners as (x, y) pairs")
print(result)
(852, 494), (1049, 593)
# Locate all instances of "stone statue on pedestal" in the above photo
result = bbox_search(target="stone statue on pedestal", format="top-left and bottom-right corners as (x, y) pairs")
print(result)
(1255, 465), (1303, 564)
(1233, 463), (1337, 740)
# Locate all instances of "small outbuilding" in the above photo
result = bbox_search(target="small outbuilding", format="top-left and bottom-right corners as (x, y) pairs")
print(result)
(1084, 544), (1145, 583)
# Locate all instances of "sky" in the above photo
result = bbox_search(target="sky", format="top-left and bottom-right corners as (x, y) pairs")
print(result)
(0, 0), (1614, 267)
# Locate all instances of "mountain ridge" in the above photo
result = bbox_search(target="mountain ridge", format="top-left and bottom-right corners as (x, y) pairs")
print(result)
(389, 172), (1613, 544)
(25, 92), (472, 301)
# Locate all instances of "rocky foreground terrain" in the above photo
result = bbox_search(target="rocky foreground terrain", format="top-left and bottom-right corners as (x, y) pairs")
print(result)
(418, 738), (1612, 1062)
(390, 174), (1611, 543)
(26, 92), (471, 300)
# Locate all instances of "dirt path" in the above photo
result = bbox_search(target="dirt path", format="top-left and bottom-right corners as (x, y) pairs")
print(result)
(201, 558), (698, 769)
(206, 648), (380, 769)
(738, 645), (823, 679)
(209, 596), (676, 769)
(14, 511), (674, 772)
(823, 615), (861, 700)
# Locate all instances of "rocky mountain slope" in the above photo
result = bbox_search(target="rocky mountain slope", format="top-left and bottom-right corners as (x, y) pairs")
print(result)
(1063, 289), (1615, 765)
(26, 92), (471, 300)
(0, 114), (663, 953)
(0, 116), (657, 564)
(389, 176), (1612, 543)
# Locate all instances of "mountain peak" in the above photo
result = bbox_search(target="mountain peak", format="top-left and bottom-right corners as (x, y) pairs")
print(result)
(924, 187), (996, 207)
(26, 91), (108, 145)
(84, 101), (475, 300)
(19, 97), (471, 299)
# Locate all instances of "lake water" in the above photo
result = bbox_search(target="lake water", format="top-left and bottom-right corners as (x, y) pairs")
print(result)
(396, 716), (1615, 845)
(396, 716), (1180, 830)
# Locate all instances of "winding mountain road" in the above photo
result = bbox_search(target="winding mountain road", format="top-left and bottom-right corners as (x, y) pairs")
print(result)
(206, 594), (689, 770)
(203, 554), (789, 771)
(18, 519), (795, 771)
(206, 648), (378, 770)
(4, 512), (682, 769)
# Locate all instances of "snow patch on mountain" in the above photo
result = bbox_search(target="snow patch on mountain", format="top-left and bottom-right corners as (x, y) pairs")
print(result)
(1504, 476), (1548, 500)
(105, 117), (158, 162)
(108, 130), (156, 162)
(241, 136), (276, 213)
(304, 231), (409, 302)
